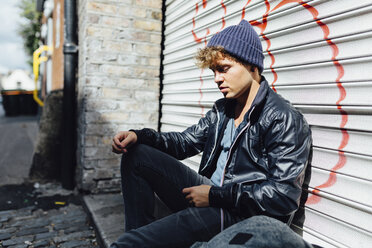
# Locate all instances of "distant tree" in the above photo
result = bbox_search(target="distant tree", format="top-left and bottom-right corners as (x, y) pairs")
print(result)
(17, 0), (41, 67)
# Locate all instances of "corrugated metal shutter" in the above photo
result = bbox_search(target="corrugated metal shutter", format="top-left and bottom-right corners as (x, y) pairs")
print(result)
(162, 1), (372, 247)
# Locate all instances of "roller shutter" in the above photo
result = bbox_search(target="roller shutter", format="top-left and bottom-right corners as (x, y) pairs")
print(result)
(161, 1), (372, 247)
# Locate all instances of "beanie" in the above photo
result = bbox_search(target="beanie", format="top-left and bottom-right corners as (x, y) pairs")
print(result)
(207, 20), (264, 73)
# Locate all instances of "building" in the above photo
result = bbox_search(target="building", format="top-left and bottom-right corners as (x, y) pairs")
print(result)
(35, 0), (372, 246)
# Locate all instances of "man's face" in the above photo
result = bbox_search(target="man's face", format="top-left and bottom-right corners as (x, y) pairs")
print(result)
(210, 57), (254, 100)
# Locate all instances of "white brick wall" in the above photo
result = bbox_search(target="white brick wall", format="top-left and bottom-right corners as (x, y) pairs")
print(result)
(77, 0), (162, 193)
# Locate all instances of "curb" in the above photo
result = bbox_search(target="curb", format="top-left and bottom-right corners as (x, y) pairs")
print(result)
(83, 193), (125, 248)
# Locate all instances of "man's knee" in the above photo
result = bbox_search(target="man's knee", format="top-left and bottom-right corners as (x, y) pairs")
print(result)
(125, 144), (152, 157)
(120, 144), (153, 173)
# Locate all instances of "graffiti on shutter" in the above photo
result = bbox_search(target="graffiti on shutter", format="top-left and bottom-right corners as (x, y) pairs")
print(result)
(162, 1), (372, 246)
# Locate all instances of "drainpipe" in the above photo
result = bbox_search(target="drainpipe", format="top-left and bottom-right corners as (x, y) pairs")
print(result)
(61, 0), (78, 189)
(157, 0), (166, 132)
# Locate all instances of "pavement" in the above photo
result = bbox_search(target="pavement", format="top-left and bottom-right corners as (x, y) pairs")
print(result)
(0, 182), (100, 248)
(83, 194), (125, 248)
(0, 169), (123, 248)
(0, 105), (125, 248)
(0, 106), (38, 186)
(82, 193), (171, 248)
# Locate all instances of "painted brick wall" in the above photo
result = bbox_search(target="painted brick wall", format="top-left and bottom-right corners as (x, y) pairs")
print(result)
(77, 0), (162, 193)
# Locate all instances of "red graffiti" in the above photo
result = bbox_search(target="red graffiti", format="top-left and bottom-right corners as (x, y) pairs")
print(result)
(221, 0), (227, 30)
(203, 0), (207, 9)
(192, 0), (227, 116)
(306, 151), (347, 204)
(272, 0), (306, 12)
(250, 0), (277, 91)
(262, 35), (278, 92)
(192, 3), (203, 43)
(192, 3), (199, 42)
(243, 0), (349, 204)
(241, 0), (253, 21)
(191, 1), (349, 192)
(338, 107), (348, 128)
(302, 2), (348, 205)
(192, 2), (211, 44)
(198, 68), (205, 115)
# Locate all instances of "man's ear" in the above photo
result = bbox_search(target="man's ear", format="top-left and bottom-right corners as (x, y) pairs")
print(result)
(250, 66), (256, 72)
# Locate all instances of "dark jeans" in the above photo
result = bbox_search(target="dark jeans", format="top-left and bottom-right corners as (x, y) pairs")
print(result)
(110, 144), (245, 248)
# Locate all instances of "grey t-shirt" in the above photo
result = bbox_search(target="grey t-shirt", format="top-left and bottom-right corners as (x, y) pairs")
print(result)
(210, 118), (236, 186)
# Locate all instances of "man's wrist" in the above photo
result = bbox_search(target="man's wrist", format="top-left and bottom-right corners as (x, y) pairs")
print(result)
(209, 185), (235, 209)
(129, 129), (142, 143)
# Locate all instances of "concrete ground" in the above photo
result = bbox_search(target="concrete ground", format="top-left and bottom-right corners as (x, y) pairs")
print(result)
(0, 106), (39, 185)
(83, 194), (125, 248)
(0, 182), (100, 247)
(83, 193), (176, 247)
(0, 105), (103, 247)
(0, 103), (125, 247)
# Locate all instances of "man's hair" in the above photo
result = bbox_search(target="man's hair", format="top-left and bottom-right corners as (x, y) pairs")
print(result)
(195, 46), (256, 72)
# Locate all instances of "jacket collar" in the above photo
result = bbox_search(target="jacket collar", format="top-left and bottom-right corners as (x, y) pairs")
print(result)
(251, 76), (269, 109)
(244, 76), (269, 123)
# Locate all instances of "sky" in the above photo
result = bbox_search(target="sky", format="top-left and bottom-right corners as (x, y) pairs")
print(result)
(0, 0), (30, 74)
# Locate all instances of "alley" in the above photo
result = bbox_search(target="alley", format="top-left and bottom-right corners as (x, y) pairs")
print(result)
(0, 107), (101, 247)
(0, 106), (38, 186)
(0, 202), (99, 248)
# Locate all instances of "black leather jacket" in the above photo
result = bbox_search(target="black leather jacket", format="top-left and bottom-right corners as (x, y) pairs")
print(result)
(133, 78), (312, 229)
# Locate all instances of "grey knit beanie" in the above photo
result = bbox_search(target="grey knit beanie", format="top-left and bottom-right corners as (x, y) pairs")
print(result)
(207, 20), (264, 73)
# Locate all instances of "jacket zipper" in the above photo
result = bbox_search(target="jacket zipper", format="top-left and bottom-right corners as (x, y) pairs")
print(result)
(219, 106), (255, 232)
(200, 104), (220, 173)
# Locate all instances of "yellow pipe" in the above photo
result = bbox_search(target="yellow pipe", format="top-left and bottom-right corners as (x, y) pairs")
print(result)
(33, 45), (53, 107)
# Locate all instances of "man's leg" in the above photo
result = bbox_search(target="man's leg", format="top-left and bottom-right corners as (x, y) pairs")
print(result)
(120, 144), (213, 231)
(112, 206), (244, 248)
(114, 144), (245, 247)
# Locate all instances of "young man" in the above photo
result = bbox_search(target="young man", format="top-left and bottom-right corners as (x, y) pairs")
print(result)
(111, 20), (312, 247)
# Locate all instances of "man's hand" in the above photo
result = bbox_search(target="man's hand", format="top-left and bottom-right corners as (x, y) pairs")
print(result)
(182, 185), (212, 207)
(112, 131), (138, 154)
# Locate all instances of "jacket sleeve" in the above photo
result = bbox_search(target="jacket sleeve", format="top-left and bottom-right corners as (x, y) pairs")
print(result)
(131, 107), (216, 160)
(209, 110), (312, 217)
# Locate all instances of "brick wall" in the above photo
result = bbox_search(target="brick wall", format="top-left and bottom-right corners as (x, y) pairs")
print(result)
(76, 0), (162, 193)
